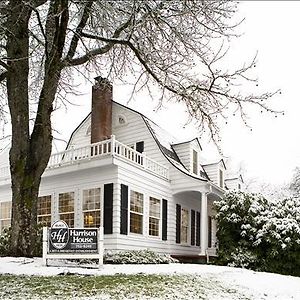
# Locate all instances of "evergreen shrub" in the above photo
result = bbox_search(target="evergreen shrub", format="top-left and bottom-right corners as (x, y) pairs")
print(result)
(214, 191), (300, 276)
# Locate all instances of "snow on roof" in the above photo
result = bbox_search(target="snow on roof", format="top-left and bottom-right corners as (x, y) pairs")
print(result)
(144, 117), (208, 181)
(143, 117), (179, 151)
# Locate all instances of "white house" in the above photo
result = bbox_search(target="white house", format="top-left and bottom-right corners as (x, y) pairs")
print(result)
(0, 77), (244, 261)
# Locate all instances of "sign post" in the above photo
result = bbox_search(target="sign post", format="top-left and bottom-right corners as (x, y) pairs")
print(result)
(43, 220), (104, 268)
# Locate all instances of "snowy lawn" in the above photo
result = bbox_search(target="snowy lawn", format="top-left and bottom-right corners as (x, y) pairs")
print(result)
(0, 257), (299, 300)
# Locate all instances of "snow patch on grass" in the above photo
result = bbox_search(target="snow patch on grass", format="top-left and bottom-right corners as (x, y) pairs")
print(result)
(0, 257), (299, 299)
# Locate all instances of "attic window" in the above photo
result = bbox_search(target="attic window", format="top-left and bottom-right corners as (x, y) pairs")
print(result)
(118, 114), (127, 125)
(86, 125), (91, 135)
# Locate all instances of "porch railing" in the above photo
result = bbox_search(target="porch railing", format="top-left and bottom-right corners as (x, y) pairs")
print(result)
(0, 136), (169, 180)
(48, 135), (169, 180)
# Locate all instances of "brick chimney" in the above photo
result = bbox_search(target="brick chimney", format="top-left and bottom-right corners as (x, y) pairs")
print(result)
(91, 76), (112, 143)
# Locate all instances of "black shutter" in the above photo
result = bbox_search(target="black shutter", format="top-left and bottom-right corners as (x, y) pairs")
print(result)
(104, 183), (113, 234)
(120, 184), (128, 235)
(208, 216), (212, 248)
(176, 204), (181, 244)
(136, 141), (144, 153)
(191, 209), (195, 246)
(196, 211), (200, 246)
(162, 199), (168, 241)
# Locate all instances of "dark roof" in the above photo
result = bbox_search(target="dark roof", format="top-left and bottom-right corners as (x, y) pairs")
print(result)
(172, 137), (202, 151)
(203, 159), (227, 170)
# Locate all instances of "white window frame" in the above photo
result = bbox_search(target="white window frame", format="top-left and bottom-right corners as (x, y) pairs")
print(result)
(129, 190), (144, 235)
(0, 201), (11, 234)
(37, 195), (52, 227)
(148, 197), (161, 238)
(82, 187), (101, 228)
(181, 208), (189, 244)
(58, 191), (75, 227)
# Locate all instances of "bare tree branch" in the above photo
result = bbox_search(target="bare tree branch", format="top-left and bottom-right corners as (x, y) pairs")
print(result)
(0, 60), (8, 70)
(0, 71), (7, 82)
(65, 1), (95, 61)
(64, 16), (133, 66)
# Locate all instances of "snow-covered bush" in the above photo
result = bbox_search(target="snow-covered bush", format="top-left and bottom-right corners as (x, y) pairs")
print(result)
(0, 227), (11, 256)
(104, 249), (178, 264)
(0, 226), (42, 257)
(214, 191), (300, 276)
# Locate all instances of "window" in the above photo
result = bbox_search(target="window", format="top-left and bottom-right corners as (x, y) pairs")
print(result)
(130, 191), (144, 234)
(219, 169), (224, 188)
(59, 192), (74, 227)
(83, 188), (101, 228)
(37, 195), (51, 227)
(118, 115), (127, 125)
(192, 150), (198, 174)
(149, 197), (160, 236)
(86, 125), (91, 135)
(181, 208), (189, 244)
(0, 202), (11, 234)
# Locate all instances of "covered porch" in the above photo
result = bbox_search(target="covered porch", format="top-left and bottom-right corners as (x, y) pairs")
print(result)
(172, 183), (222, 260)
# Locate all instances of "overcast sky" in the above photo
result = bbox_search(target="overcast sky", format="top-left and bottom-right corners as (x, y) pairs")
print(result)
(51, 1), (300, 186)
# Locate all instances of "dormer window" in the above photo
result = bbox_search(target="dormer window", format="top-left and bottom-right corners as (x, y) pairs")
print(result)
(192, 150), (198, 174)
(219, 169), (224, 188)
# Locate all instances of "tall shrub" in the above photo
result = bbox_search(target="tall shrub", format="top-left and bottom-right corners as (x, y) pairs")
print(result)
(214, 191), (300, 276)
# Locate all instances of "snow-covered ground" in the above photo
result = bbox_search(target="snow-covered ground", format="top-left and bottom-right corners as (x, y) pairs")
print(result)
(0, 257), (299, 300)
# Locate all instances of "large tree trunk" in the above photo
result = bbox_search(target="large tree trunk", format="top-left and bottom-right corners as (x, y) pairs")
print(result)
(6, 1), (36, 257)
(6, 0), (68, 257)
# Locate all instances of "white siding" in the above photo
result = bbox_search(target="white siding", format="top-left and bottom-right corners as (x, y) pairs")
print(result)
(225, 178), (244, 191)
(173, 140), (205, 176)
(172, 143), (190, 171)
(67, 103), (167, 167)
(0, 100), (227, 258)
(203, 161), (225, 188)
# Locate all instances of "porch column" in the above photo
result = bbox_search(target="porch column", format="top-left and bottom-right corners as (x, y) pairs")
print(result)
(200, 192), (208, 255)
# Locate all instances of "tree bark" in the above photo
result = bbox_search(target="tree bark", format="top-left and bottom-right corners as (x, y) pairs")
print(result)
(6, 0), (37, 256)
(6, 0), (68, 257)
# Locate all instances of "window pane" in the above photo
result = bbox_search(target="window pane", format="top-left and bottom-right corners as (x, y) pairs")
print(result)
(181, 209), (189, 244)
(149, 197), (160, 218)
(0, 219), (10, 233)
(83, 188), (101, 228)
(130, 212), (143, 234)
(60, 213), (74, 227)
(0, 202), (11, 219)
(149, 217), (159, 236)
(37, 215), (51, 227)
(37, 195), (51, 216)
(83, 211), (100, 228)
(130, 191), (144, 213)
(59, 192), (74, 213)
(59, 192), (74, 227)
(149, 197), (160, 237)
